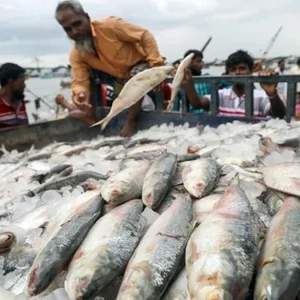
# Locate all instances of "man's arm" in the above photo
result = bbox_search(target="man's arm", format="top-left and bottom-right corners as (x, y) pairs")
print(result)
(258, 70), (286, 119)
(182, 70), (210, 110)
(70, 48), (91, 105)
(112, 17), (165, 67)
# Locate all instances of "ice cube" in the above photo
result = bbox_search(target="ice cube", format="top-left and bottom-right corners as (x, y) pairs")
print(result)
(24, 228), (43, 246)
(41, 190), (62, 204)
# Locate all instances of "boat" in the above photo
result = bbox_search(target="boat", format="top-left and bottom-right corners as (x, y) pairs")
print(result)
(1, 74), (299, 152)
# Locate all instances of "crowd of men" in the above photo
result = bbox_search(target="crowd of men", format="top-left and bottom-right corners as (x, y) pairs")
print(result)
(0, 0), (297, 136)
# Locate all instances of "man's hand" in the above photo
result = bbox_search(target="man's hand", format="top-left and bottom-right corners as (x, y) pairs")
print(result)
(55, 94), (65, 105)
(258, 69), (278, 96)
(182, 68), (193, 86)
(74, 92), (92, 111)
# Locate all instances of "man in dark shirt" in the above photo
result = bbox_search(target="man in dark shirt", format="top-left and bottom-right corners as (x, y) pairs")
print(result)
(0, 63), (28, 129)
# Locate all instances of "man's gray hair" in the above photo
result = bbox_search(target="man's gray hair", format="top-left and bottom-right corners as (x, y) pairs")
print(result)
(55, 0), (85, 19)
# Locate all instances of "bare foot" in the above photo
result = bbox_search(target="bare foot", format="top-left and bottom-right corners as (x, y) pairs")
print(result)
(120, 120), (136, 137)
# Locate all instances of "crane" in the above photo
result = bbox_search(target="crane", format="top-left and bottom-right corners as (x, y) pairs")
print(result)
(262, 26), (283, 58)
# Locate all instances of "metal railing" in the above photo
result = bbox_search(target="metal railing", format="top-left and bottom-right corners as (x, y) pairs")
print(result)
(91, 73), (300, 123)
(161, 75), (300, 122)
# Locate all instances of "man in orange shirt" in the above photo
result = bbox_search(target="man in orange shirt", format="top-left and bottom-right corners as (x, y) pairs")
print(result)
(55, 0), (165, 137)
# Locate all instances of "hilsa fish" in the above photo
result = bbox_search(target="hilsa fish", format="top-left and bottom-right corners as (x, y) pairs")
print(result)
(255, 196), (300, 299)
(166, 53), (194, 111)
(186, 175), (261, 299)
(116, 195), (194, 300)
(91, 66), (174, 130)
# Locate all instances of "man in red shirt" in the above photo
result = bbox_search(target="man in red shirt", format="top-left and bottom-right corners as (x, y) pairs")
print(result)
(0, 63), (28, 129)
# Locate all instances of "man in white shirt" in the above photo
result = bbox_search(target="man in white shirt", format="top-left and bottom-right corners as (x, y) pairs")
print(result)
(180, 50), (286, 119)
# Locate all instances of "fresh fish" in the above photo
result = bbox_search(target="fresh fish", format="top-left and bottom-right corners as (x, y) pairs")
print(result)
(182, 158), (221, 198)
(116, 195), (194, 300)
(93, 138), (129, 150)
(259, 189), (284, 216)
(65, 200), (144, 300)
(186, 175), (261, 299)
(193, 193), (222, 223)
(262, 162), (300, 197)
(101, 161), (150, 205)
(57, 145), (92, 157)
(125, 138), (162, 149)
(29, 171), (108, 196)
(166, 53), (194, 111)
(255, 196), (300, 299)
(91, 66), (174, 130)
(27, 191), (103, 296)
(142, 151), (177, 209)
(177, 154), (201, 163)
(29, 164), (72, 183)
(188, 142), (206, 154)
(161, 268), (189, 300)
(122, 150), (165, 161)
(0, 232), (15, 254)
(258, 137), (280, 155)
(126, 144), (167, 157)
(155, 190), (188, 215)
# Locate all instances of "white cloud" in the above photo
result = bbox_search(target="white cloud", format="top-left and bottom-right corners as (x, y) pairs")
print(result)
(0, 0), (299, 67)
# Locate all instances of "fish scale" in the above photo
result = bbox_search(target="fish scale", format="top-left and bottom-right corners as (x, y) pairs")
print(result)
(65, 200), (144, 300)
(117, 195), (194, 300)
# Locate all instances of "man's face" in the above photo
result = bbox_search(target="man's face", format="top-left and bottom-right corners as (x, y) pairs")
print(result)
(10, 74), (26, 102)
(228, 63), (251, 90)
(228, 63), (251, 76)
(279, 61), (285, 70)
(57, 8), (91, 42)
(190, 56), (203, 73)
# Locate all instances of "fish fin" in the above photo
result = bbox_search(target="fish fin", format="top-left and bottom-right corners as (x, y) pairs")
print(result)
(166, 100), (174, 111)
(90, 116), (109, 130)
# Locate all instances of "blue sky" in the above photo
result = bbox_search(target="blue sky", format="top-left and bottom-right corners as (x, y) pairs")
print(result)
(0, 0), (299, 67)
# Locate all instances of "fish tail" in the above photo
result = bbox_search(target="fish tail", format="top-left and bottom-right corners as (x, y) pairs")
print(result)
(166, 90), (177, 111)
(166, 100), (174, 111)
(89, 116), (110, 130)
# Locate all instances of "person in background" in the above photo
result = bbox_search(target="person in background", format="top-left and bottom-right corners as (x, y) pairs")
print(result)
(0, 63), (28, 129)
(275, 59), (286, 102)
(55, 0), (165, 137)
(290, 58), (300, 116)
(173, 50), (210, 113)
(180, 50), (286, 118)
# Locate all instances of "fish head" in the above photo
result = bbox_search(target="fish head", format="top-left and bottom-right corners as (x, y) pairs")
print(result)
(119, 261), (154, 300)
(193, 286), (233, 300)
(142, 174), (167, 209)
(27, 264), (52, 297)
(186, 176), (206, 198)
(255, 258), (298, 300)
(65, 259), (95, 300)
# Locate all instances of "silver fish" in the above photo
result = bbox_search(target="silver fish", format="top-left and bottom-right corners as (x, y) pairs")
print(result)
(117, 195), (194, 300)
(142, 151), (177, 209)
(255, 196), (300, 299)
(29, 171), (108, 196)
(161, 268), (189, 300)
(262, 162), (300, 197)
(27, 191), (103, 296)
(182, 158), (221, 198)
(186, 175), (261, 299)
(65, 200), (144, 300)
(101, 161), (150, 205)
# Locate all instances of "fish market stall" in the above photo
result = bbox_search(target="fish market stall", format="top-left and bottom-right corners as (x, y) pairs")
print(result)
(1, 74), (300, 300)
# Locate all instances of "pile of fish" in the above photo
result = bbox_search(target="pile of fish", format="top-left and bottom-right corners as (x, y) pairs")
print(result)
(1, 118), (300, 299)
